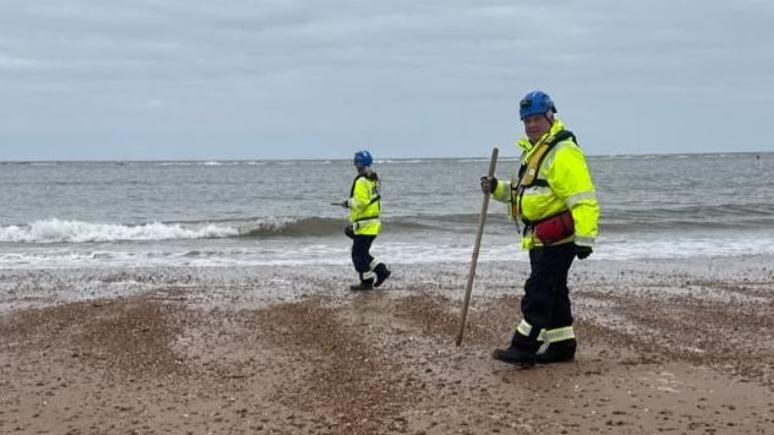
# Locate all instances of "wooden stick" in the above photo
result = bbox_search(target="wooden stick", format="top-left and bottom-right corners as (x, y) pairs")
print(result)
(456, 147), (498, 347)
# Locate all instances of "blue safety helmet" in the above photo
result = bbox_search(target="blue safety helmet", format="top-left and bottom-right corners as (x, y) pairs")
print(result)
(354, 150), (373, 167)
(519, 90), (557, 120)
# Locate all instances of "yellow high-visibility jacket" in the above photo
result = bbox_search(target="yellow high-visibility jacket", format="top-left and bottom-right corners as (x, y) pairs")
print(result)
(348, 174), (382, 236)
(492, 118), (599, 250)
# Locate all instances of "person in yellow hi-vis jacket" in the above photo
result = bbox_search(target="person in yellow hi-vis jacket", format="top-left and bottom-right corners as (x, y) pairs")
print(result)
(481, 90), (600, 367)
(337, 150), (391, 291)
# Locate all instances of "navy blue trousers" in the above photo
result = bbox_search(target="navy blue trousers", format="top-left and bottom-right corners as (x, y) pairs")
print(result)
(512, 243), (576, 351)
(351, 235), (376, 279)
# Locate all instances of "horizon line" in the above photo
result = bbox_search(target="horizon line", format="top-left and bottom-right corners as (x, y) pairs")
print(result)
(0, 150), (771, 163)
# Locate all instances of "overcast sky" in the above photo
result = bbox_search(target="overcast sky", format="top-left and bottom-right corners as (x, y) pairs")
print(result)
(1, 1), (772, 160)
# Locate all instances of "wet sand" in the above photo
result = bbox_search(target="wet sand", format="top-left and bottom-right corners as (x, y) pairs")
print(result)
(1, 257), (774, 434)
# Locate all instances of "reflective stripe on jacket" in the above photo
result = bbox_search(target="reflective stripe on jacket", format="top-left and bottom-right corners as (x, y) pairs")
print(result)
(492, 118), (599, 250)
(348, 174), (382, 235)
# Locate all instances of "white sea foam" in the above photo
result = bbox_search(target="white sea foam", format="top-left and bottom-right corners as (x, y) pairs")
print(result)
(375, 159), (425, 164)
(0, 216), (316, 244)
(589, 230), (774, 261)
(0, 219), (239, 243)
(157, 162), (194, 166)
(2, 230), (774, 270)
(158, 161), (250, 167)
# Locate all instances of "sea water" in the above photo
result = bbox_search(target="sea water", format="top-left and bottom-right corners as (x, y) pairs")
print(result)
(1, 153), (773, 269)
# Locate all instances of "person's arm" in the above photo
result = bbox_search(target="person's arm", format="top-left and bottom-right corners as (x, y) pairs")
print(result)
(491, 179), (512, 203)
(347, 178), (371, 211)
(547, 144), (599, 248)
(481, 177), (511, 203)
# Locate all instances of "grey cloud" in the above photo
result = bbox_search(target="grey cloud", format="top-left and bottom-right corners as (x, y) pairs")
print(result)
(1, 0), (773, 160)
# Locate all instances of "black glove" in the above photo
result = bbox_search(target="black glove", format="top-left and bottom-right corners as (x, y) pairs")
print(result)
(480, 176), (498, 194)
(575, 245), (593, 260)
(339, 200), (349, 209)
(344, 225), (355, 239)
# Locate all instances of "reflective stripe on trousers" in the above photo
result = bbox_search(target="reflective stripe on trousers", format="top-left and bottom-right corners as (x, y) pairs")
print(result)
(511, 243), (576, 352)
(514, 320), (575, 343)
(361, 258), (380, 280)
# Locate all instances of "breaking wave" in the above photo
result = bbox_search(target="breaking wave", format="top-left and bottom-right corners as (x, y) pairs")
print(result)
(0, 215), (481, 244)
(0, 219), (240, 243)
(3, 200), (774, 244)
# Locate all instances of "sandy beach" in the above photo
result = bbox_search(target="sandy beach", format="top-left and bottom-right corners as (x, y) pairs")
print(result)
(1, 256), (773, 434)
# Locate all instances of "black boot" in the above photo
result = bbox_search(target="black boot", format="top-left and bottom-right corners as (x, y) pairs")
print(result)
(350, 278), (374, 291)
(492, 346), (536, 368)
(536, 339), (576, 364)
(374, 263), (391, 288)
